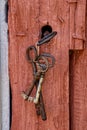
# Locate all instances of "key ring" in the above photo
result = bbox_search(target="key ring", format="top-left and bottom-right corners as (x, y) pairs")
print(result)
(36, 55), (49, 73)
(40, 53), (55, 68)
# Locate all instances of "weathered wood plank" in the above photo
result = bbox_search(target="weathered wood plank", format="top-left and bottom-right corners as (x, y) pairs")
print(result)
(9, 0), (70, 130)
(9, 0), (40, 130)
(69, 2), (87, 129)
(38, 1), (70, 129)
(69, 0), (77, 49)
(69, 0), (86, 49)
(74, 0), (86, 49)
(69, 50), (87, 130)
(85, 1), (87, 48)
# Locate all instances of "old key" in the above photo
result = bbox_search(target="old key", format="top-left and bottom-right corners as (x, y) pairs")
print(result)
(22, 46), (48, 120)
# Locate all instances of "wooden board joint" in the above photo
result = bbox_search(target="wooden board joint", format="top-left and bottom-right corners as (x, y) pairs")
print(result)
(72, 34), (86, 41)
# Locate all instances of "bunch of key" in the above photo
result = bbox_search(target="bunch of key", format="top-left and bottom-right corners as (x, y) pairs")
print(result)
(22, 31), (57, 121)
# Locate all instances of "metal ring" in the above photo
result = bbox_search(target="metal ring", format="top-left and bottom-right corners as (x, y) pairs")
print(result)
(40, 53), (55, 68)
(26, 45), (38, 62)
(36, 56), (49, 73)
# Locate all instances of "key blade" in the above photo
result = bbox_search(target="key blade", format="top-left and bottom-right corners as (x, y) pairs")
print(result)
(34, 75), (44, 104)
(37, 31), (57, 46)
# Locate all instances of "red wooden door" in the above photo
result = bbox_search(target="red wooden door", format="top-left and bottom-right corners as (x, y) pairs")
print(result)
(8, 0), (86, 130)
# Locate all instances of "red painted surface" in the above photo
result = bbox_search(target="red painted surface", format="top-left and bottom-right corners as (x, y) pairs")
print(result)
(8, 0), (86, 130)
(69, 50), (87, 130)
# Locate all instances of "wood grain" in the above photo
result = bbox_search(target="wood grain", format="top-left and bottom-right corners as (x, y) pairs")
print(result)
(69, 0), (77, 49)
(74, 0), (86, 49)
(69, 50), (87, 130)
(85, 1), (87, 48)
(69, 0), (86, 49)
